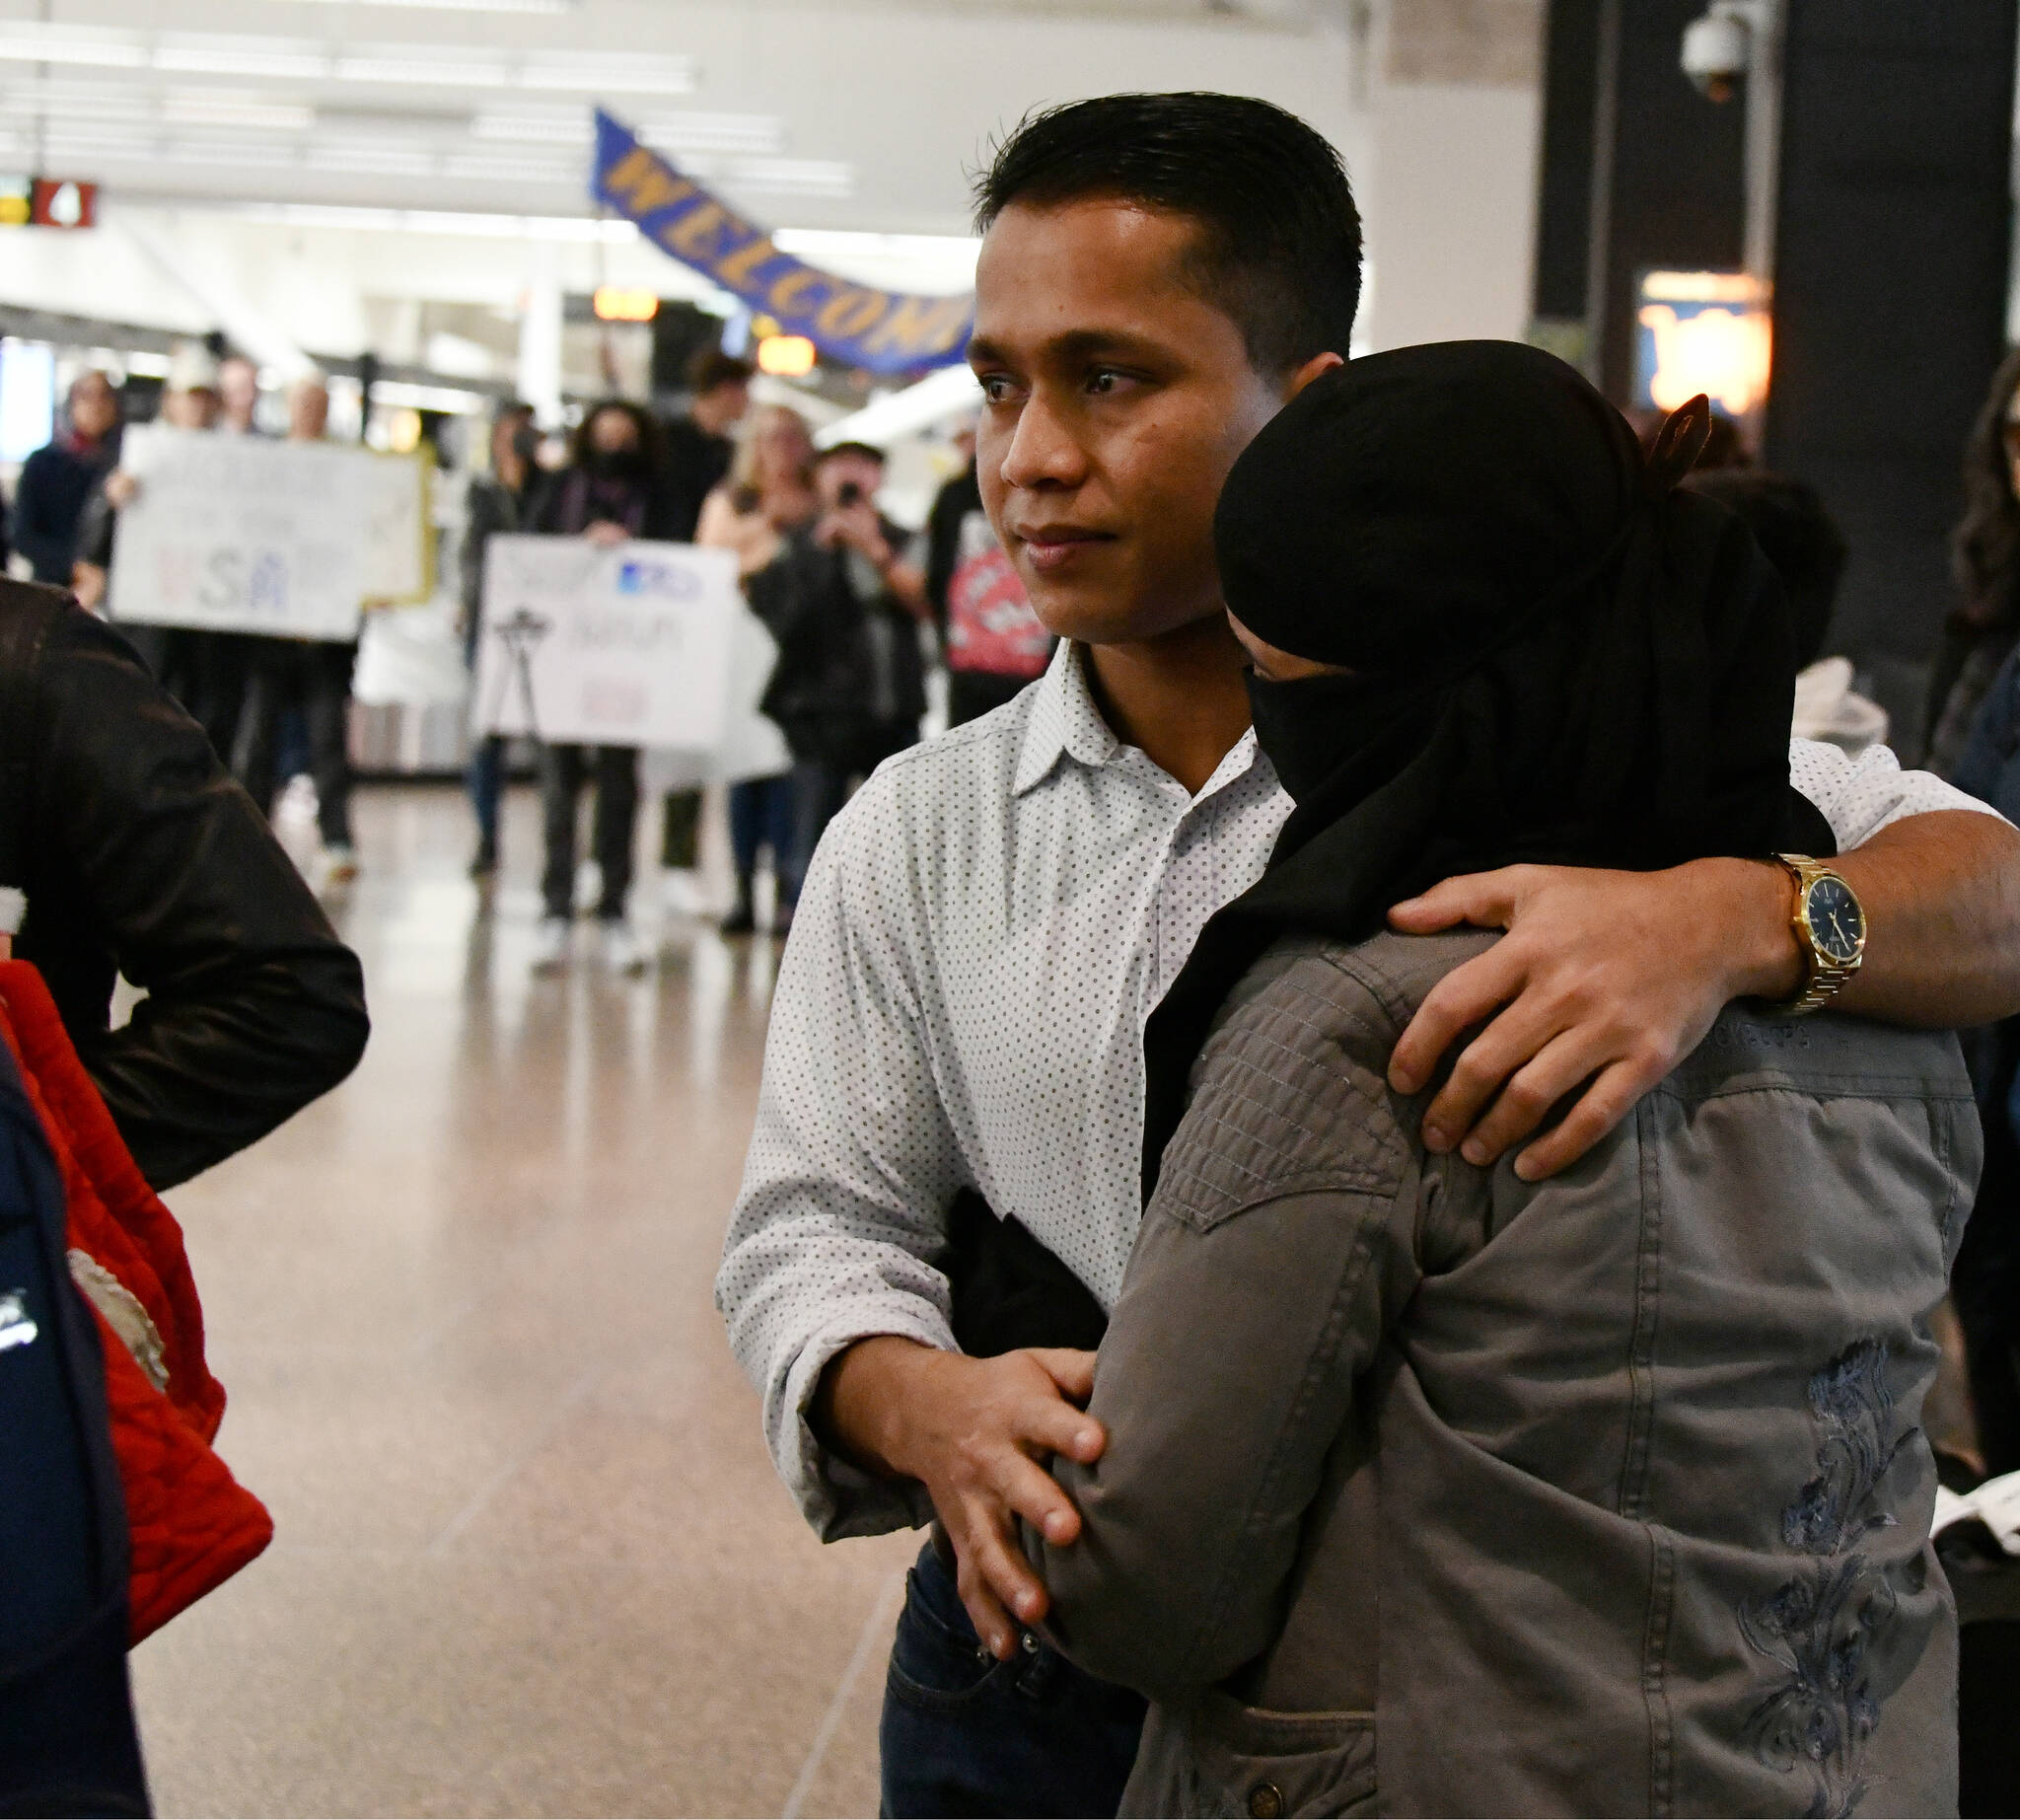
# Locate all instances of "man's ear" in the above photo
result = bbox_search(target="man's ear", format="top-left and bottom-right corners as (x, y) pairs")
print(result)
(1282, 349), (1344, 402)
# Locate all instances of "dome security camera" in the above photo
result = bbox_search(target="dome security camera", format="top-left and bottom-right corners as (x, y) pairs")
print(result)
(1683, 5), (1754, 102)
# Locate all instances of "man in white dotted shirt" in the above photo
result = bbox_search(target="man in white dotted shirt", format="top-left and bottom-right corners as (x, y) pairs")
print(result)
(719, 96), (2020, 1817)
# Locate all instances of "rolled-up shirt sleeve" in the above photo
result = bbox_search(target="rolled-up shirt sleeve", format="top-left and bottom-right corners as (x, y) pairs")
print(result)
(716, 789), (965, 1541)
(1790, 735), (2010, 849)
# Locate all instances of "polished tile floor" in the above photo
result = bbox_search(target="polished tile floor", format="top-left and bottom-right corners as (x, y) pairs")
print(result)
(129, 783), (915, 1818)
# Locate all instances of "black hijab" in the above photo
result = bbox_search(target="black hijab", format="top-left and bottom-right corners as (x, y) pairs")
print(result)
(1140, 340), (1834, 1199)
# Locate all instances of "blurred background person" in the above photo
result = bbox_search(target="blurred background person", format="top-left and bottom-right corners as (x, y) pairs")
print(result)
(743, 438), (926, 933)
(8, 370), (120, 587)
(459, 399), (539, 881)
(529, 399), (676, 974)
(922, 415), (1051, 725)
(230, 374), (362, 889)
(695, 400), (819, 578)
(1928, 348), (2020, 775)
(216, 351), (263, 437)
(655, 350), (753, 912)
(698, 403), (819, 932)
(70, 341), (220, 616)
(662, 350), (753, 543)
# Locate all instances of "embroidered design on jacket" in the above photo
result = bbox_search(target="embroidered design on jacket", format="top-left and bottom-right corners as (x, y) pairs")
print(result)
(1739, 1340), (1912, 1819)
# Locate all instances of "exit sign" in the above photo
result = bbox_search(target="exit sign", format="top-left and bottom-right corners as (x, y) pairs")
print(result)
(31, 179), (96, 229)
(0, 177), (97, 229)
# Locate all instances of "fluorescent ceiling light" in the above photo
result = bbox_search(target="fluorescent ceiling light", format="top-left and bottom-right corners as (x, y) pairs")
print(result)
(443, 151), (579, 183)
(0, 23), (692, 96)
(163, 92), (317, 130)
(212, 199), (641, 243)
(332, 53), (510, 86)
(725, 159), (855, 198)
(266, 0), (572, 12)
(0, 24), (146, 68)
(154, 35), (326, 80)
(471, 109), (782, 155)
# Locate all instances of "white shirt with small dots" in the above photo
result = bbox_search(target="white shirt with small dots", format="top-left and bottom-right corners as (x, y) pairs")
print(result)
(717, 641), (2004, 1538)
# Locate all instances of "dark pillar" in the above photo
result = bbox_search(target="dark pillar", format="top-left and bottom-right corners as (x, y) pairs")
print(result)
(1528, 0), (1605, 369)
(1582, 0), (1747, 408)
(1766, 0), (2018, 748)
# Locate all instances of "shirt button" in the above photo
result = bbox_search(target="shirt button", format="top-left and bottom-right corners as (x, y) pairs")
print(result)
(1248, 1784), (1284, 1819)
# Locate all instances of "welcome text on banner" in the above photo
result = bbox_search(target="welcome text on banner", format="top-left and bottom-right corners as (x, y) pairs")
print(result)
(592, 109), (974, 376)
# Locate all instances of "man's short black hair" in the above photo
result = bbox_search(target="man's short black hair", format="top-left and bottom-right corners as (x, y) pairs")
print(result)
(818, 440), (886, 468)
(687, 348), (755, 395)
(973, 92), (1362, 376)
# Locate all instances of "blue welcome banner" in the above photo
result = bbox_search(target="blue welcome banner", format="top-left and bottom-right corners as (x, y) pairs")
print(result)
(592, 109), (974, 376)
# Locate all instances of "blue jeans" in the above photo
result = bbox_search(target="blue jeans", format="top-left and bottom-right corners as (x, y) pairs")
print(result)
(728, 774), (796, 899)
(880, 1541), (1145, 1819)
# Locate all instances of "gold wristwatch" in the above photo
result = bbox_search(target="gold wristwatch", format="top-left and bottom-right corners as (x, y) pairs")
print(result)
(1773, 854), (1867, 1014)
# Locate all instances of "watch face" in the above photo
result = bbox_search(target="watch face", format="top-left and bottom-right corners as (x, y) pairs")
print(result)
(1805, 875), (1865, 965)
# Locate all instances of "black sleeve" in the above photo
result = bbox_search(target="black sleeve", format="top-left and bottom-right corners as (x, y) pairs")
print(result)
(17, 603), (370, 1188)
(10, 454), (66, 581)
(73, 482), (114, 572)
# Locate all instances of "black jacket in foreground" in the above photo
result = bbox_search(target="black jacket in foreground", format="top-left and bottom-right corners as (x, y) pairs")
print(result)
(0, 580), (370, 1189)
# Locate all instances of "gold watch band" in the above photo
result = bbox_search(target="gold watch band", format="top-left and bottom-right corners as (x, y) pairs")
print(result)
(1773, 853), (1864, 1016)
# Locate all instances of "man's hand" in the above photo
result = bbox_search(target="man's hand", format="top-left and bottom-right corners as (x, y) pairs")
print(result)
(103, 470), (139, 510)
(815, 1335), (1103, 1659)
(584, 519), (628, 548)
(1386, 859), (1796, 1182)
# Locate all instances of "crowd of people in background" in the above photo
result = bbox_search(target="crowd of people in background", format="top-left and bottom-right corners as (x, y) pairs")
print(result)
(0, 336), (1052, 964)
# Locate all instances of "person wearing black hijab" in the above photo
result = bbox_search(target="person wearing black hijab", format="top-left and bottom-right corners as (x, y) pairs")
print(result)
(1024, 342), (1977, 1817)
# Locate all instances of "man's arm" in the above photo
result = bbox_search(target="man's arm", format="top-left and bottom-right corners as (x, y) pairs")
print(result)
(1387, 743), (2020, 1182)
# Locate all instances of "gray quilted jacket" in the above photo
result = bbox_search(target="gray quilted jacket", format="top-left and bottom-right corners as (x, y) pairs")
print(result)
(1031, 930), (1979, 1818)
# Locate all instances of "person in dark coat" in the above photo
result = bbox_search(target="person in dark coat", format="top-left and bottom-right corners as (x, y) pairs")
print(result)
(528, 400), (679, 974)
(746, 441), (928, 918)
(655, 351), (753, 890)
(9, 370), (119, 586)
(459, 400), (538, 879)
(0, 578), (369, 1191)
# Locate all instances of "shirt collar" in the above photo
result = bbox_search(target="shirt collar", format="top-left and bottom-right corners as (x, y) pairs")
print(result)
(1011, 640), (1278, 808)
(1013, 642), (1121, 794)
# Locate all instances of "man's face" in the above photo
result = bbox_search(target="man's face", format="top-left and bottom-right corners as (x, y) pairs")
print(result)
(969, 198), (1300, 646)
(588, 407), (639, 456)
(69, 373), (116, 441)
(162, 388), (219, 430)
(289, 383), (329, 441)
(817, 451), (882, 513)
(705, 380), (751, 426)
(219, 357), (258, 425)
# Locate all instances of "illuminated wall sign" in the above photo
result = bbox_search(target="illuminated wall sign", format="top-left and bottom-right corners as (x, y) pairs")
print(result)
(0, 177), (98, 229)
(593, 286), (659, 323)
(1634, 269), (1769, 417)
(756, 334), (816, 378)
(31, 179), (97, 229)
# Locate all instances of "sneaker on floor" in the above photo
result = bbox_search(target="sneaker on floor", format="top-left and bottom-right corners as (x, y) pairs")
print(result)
(719, 900), (757, 936)
(531, 915), (571, 973)
(660, 868), (705, 916)
(600, 921), (649, 975)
